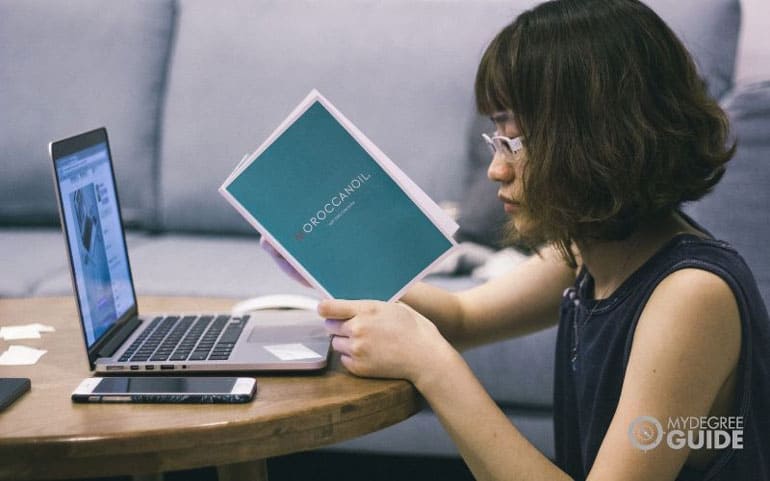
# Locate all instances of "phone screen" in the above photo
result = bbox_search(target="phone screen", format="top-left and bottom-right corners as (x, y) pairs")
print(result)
(93, 377), (237, 394)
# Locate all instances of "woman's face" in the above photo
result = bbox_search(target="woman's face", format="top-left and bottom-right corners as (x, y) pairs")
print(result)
(487, 112), (534, 234)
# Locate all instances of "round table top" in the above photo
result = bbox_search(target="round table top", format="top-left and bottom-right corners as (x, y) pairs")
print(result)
(0, 297), (420, 480)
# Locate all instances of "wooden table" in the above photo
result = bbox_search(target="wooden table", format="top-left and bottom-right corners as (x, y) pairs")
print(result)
(0, 297), (420, 481)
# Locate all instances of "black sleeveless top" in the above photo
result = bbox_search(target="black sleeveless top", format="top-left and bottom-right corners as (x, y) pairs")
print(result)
(554, 230), (770, 480)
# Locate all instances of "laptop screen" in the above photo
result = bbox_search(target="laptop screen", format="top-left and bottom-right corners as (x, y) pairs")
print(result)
(54, 137), (136, 349)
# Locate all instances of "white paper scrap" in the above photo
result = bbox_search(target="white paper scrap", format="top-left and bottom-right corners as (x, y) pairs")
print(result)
(29, 323), (56, 333)
(0, 323), (55, 340)
(0, 345), (48, 365)
(0, 326), (41, 340)
(264, 343), (323, 361)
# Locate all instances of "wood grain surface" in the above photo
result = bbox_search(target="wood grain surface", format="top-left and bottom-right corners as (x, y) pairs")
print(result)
(0, 297), (420, 480)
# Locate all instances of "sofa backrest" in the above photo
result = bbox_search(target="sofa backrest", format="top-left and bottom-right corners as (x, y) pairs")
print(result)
(686, 82), (770, 307)
(0, 0), (176, 228)
(157, 0), (741, 235)
(157, 0), (525, 235)
(0, 0), (742, 236)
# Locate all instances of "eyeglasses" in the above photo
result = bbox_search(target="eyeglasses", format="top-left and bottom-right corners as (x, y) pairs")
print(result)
(482, 132), (524, 157)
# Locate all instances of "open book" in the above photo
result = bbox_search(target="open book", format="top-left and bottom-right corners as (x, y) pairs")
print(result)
(220, 90), (458, 301)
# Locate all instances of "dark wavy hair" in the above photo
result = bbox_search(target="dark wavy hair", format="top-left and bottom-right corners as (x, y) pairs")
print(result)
(475, 0), (734, 266)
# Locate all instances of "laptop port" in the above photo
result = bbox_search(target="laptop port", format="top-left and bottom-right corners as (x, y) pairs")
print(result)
(160, 365), (174, 370)
(130, 365), (140, 371)
(145, 365), (155, 370)
(106, 366), (124, 371)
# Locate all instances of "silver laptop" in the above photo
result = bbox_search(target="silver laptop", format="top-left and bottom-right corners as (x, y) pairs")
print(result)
(50, 127), (331, 373)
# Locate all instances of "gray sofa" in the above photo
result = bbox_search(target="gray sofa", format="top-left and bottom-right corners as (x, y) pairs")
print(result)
(1, 0), (768, 463)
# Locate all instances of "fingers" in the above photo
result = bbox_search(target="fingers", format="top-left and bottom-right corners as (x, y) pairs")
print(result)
(325, 318), (352, 337)
(317, 299), (379, 320)
(278, 258), (313, 287)
(260, 237), (313, 288)
(318, 299), (380, 378)
(332, 335), (366, 378)
(331, 334), (352, 355)
(260, 236), (280, 257)
(339, 354), (359, 376)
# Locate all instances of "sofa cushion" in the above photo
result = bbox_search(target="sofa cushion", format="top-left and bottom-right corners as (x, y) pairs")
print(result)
(424, 275), (556, 408)
(457, 0), (742, 247)
(159, 0), (525, 234)
(0, 228), (71, 297)
(324, 407), (554, 459)
(734, 0), (770, 86)
(34, 234), (321, 298)
(0, 228), (151, 298)
(686, 81), (770, 308)
(0, 0), (175, 228)
(464, 328), (557, 408)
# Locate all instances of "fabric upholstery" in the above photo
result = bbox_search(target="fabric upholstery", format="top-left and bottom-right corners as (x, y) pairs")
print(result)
(0, 228), (150, 298)
(0, 228), (71, 297)
(324, 407), (554, 459)
(158, 0), (527, 234)
(0, 0), (175, 228)
(734, 0), (770, 86)
(33, 233), (320, 298)
(687, 81), (770, 307)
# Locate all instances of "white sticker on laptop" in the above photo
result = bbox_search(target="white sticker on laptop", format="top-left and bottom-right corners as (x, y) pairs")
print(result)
(264, 343), (323, 361)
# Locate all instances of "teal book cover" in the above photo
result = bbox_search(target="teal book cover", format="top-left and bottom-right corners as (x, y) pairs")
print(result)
(220, 90), (458, 301)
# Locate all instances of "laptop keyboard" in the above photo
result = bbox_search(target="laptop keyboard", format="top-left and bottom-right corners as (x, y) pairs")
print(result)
(118, 315), (249, 363)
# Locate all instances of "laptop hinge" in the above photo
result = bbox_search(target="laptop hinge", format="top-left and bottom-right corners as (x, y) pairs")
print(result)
(98, 316), (142, 358)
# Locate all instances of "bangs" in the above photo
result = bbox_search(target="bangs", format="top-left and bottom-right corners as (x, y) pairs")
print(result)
(474, 23), (520, 116)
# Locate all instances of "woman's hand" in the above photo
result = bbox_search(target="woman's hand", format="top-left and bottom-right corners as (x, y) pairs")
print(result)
(319, 299), (456, 386)
(259, 237), (312, 287)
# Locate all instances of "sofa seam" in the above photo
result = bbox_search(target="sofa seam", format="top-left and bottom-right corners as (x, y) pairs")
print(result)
(148, 0), (181, 234)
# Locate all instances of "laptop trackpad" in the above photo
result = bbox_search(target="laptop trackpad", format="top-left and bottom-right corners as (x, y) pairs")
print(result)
(247, 324), (328, 343)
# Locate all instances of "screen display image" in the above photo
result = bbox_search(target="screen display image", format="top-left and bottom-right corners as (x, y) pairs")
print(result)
(70, 183), (117, 338)
(55, 142), (135, 348)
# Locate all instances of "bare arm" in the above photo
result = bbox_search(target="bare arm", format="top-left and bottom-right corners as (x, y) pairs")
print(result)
(402, 244), (575, 349)
(260, 234), (572, 348)
(408, 268), (741, 481)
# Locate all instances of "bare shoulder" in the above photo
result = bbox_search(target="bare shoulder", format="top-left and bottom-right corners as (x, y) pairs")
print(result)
(647, 267), (740, 327)
(631, 267), (741, 384)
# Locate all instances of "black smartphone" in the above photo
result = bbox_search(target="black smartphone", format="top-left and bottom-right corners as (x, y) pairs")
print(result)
(0, 378), (31, 410)
(71, 376), (256, 403)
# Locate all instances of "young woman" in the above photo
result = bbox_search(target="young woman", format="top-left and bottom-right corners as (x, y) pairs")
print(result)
(267, 0), (770, 479)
